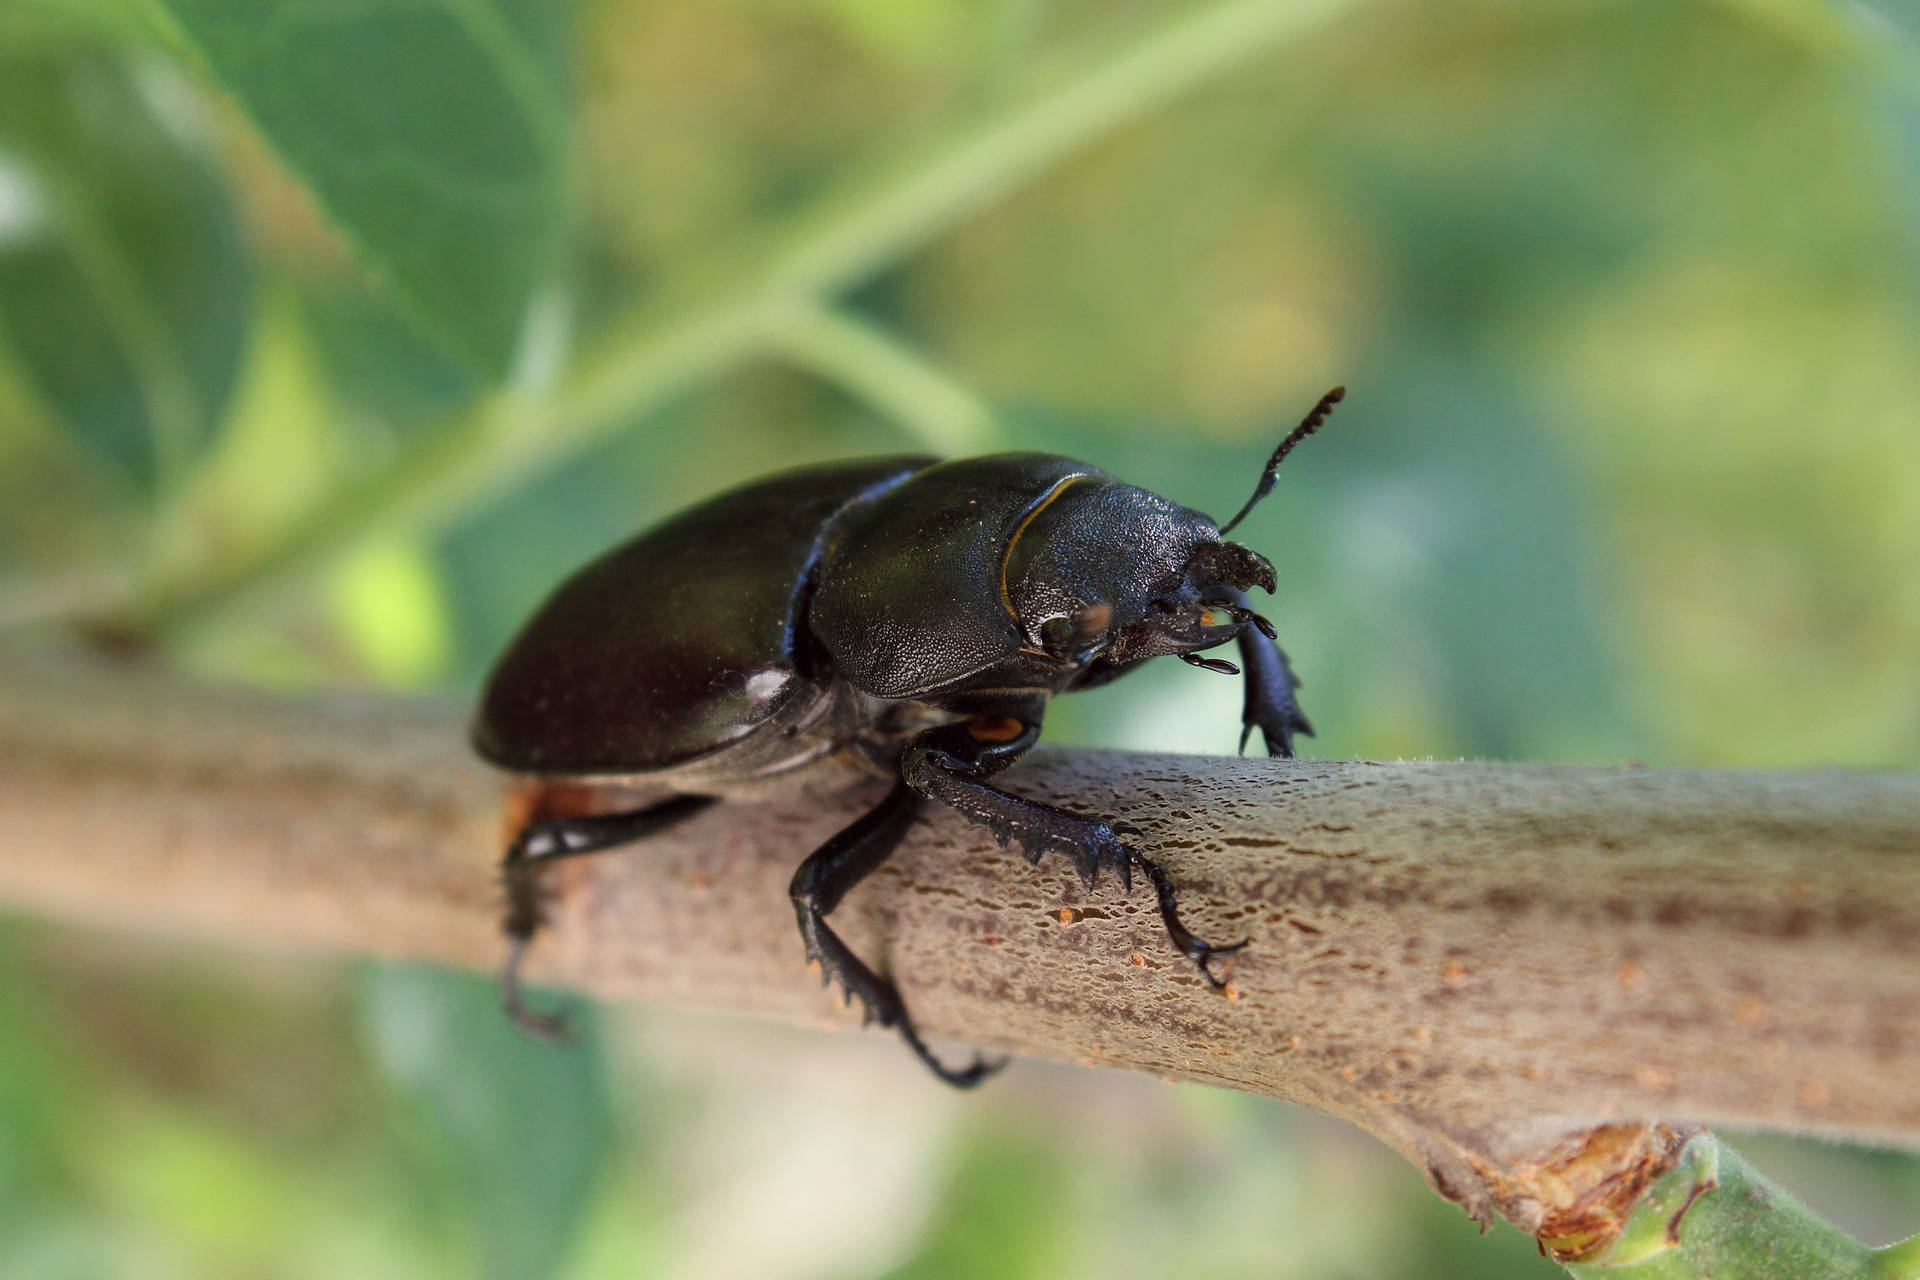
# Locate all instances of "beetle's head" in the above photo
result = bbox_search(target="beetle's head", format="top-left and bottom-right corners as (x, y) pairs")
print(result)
(1003, 480), (1276, 670)
(1005, 387), (1345, 676)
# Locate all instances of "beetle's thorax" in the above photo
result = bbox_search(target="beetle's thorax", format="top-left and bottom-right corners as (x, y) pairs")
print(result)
(807, 454), (1276, 702)
(1003, 479), (1205, 632)
(1003, 479), (1278, 671)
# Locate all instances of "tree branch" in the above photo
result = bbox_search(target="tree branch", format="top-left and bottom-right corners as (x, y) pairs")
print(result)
(2, 651), (1916, 1240)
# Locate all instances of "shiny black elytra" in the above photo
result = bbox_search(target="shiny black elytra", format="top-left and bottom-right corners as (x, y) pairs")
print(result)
(473, 388), (1343, 1086)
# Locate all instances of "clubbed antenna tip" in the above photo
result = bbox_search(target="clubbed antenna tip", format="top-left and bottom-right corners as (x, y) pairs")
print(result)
(1218, 385), (1345, 536)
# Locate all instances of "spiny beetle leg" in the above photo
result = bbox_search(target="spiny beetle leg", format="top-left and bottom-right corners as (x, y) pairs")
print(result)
(500, 792), (717, 1039)
(789, 779), (1006, 1088)
(901, 717), (1246, 987)
(910, 765), (1141, 893)
(901, 717), (1136, 892)
(1135, 854), (1250, 989)
(1220, 586), (1313, 758)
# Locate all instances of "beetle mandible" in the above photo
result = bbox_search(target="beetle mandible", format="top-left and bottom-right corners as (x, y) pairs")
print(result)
(473, 387), (1345, 1086)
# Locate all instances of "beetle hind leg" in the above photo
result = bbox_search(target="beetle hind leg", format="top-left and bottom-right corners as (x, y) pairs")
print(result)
(500, 792), (718, 1039)
(790, 779), (1006, 1088)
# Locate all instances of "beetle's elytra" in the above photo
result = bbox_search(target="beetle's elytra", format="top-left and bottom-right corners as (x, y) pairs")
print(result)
(474, 388), (1344, 1085)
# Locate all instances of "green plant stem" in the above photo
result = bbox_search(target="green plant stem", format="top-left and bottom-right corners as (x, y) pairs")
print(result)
(144, 0), (1360, 636)
(1558, 1133), (1919, 1279)
(764, 303), (1000, 454)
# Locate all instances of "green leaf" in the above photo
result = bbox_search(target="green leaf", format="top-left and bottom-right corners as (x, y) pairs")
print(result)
(0, 54), (249, 495)
(359, 963), (609, 1280)
(0, 0), (165, 50)
(148, 0), (573, 378)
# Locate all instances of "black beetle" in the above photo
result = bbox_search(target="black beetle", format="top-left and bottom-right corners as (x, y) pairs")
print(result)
(474, 387), (1344, 1085)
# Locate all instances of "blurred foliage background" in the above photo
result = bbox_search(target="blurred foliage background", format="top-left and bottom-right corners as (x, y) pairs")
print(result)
(1, 0), (1917, 1275)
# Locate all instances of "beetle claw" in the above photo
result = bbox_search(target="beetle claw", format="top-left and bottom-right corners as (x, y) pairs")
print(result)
(500, 936), (575, 1043)
(1193, 937), (1252, 989)
(899, 1024), (1009, 1089)
(1132, 855), (1250, 990)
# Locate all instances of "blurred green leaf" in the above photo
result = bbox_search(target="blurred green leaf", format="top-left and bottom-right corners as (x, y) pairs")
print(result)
(1327, 351), (1635, 763)
(360, 963), (610, 1280)
(326, 537), (452, 686)
(0, 55), (248, 495)
(0, 0), (162, 51)
(882, 1128), (1079, 1280)
(1854, 0), (1920, 47)
(149, 0), (574, 377)
(301, 278), (479, 436)
(0, 928), (85, 1206)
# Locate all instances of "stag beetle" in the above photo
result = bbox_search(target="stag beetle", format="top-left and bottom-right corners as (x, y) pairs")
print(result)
(474, 388), (1344, 1086)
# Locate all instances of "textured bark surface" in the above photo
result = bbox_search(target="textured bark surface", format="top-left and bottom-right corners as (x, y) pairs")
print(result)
(2, 650), (1916, 1229)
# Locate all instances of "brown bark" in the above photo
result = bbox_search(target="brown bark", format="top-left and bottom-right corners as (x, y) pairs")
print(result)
(1, 649), (1915, 1230)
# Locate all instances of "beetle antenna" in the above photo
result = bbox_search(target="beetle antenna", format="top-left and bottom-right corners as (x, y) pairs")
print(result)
(1218, 386), (1345, 536)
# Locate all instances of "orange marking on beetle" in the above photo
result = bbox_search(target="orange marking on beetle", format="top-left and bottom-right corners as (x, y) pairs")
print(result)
(969, 715), (1026, 742)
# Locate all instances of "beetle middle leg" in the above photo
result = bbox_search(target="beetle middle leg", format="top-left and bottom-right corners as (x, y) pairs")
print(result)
(501, 792), (717, 1038)
(901, 716), (1249, 987)
(789, 778), (1005, 1088)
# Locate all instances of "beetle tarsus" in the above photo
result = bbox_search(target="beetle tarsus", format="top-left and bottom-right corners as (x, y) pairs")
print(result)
(899, 1022), (1009, 1089)
(1134, 854), (1249, 989)
(901, 719), (1246, 980)
(501, 935), (574, 1041)
(791, 779), (1007, 1089)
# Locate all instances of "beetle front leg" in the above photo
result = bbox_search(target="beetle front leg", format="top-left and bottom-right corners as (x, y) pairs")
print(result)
(901, 716), (1136, 891)
(901, 716), (1248, 986)
(790, 779), (1005, 1088)
(1216, 587), (1313, 758)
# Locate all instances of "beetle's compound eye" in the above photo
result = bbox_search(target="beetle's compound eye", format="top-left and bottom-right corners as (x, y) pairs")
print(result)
(1037, 601), (1112, 658)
